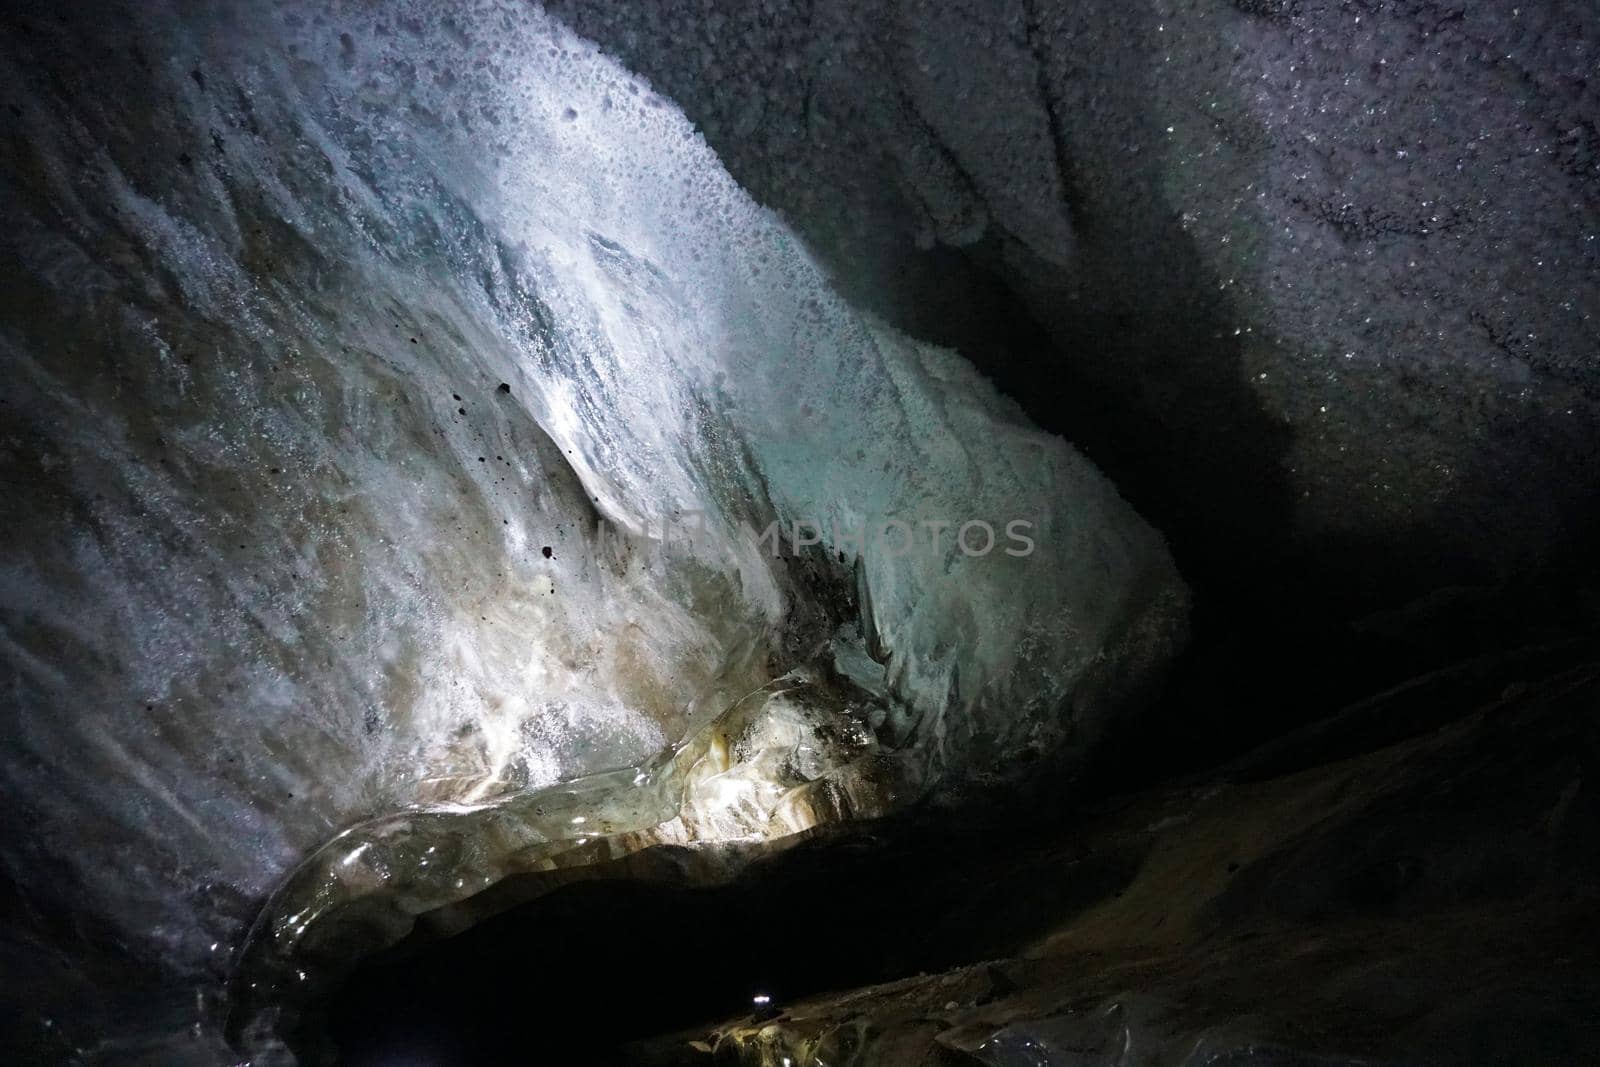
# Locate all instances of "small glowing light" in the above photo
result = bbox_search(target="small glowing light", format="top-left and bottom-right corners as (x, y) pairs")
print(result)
(570, 816), (586, 824)
(752, 993), (771, 1006)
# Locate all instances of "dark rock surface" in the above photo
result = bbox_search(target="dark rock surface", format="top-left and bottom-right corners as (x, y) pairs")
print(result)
(546, 0), (1600, 614)
(615, 659), (1600, 1066)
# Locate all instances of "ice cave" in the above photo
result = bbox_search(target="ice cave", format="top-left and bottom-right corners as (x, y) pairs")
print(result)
(0, 1), (1596, 1064)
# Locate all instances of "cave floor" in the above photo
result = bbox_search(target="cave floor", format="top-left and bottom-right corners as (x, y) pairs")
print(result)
(630, 660), (1600, 1066)
(328, 657), (1600, 1066)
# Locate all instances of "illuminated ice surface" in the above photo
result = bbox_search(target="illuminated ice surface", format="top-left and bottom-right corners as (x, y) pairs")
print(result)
(0, 1), (1184, 1060)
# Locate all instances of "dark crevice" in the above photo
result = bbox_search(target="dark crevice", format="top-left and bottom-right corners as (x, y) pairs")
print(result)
(321, 812), (1147, 1066)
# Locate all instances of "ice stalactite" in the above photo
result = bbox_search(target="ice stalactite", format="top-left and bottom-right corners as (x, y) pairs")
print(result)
(0, 1), (1184, 1060)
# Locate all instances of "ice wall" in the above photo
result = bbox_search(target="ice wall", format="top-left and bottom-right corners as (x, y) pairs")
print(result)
(0, 2), (1185, 1060)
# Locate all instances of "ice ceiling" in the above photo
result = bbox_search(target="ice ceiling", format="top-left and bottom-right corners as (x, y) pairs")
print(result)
(0, 1), (1184, 1060)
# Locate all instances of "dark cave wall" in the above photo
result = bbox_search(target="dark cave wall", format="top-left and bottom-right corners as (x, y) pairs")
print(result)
(546, 0), (1600, 614)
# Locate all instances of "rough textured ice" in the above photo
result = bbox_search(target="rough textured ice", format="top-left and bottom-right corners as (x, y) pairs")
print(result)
(0, 1), (1184, 1059)
(546, 0), (1600, 608)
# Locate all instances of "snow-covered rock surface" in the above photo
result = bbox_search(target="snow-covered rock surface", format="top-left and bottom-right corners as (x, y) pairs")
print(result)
(0, 2), (1184, 1059)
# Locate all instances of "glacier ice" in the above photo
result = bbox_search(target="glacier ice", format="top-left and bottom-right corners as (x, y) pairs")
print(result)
(0, 0), (1185, 1060)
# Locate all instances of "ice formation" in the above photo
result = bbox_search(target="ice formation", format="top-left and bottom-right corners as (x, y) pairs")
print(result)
(0, 1), (1185, 1060)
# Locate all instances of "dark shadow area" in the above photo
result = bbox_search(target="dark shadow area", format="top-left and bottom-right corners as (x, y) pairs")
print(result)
(320, 813), (1148, 1066)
